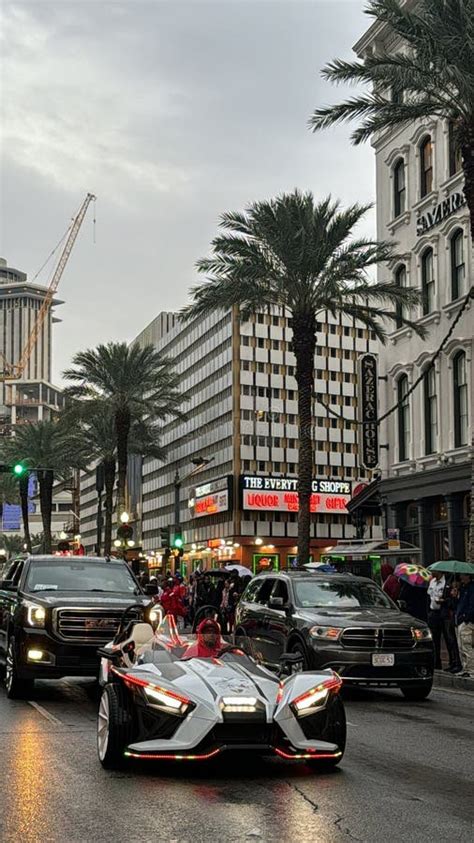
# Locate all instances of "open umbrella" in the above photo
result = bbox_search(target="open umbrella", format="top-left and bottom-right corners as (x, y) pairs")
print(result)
(304, 562), (337, 573)
(224, 564), (252, 578)
(429, 560), (474, 575)
(393, 562), (431, 588)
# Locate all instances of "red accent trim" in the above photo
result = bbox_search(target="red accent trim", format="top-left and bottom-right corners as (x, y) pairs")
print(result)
(273, 748), (340, 761)
(291, 676), (342, 707)
(125, 748), (221, 761)
(111, 667), (191, 705)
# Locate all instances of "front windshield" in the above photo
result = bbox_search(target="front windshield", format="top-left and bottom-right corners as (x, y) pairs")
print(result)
(26, 561), (139, 594)
(293, 579), (394, 610)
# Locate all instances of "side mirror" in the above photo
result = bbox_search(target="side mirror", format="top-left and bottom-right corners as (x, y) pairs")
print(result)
(397, 599), (408, 611)
(144, 582), (159, 596)
(279, 651), (304, 676)
(0, 580), (16, 591)
(269, 596), (286, 609)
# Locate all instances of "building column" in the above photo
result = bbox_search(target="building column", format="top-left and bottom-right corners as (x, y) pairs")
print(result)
(416, 498), (433, 564)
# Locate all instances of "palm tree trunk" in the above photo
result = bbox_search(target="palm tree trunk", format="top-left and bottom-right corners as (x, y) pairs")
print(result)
(292, 312), (316, 567)
(461, 130), (474, 562)
(103, 458), (115, 556)
(115, 408), (131, 520)
(19, 473), (32, 554)
(38, 470), (54, 554)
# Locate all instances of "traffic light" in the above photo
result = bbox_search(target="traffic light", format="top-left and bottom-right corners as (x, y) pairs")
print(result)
(160, 526), (171, 550)
(117, 523), (133, 541)
(173, 531), (183, 550)
(13, 462), (27, 477)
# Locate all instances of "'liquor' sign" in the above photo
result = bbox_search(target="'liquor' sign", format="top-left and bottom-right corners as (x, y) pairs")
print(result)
(358, 353), (379, 470)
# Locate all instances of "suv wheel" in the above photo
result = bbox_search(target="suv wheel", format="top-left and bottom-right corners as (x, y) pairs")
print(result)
(97, 683), (134, 769)
(401, 682), (433, 702)
(5, 637), (34, 700)
(289, 640), (309, 670)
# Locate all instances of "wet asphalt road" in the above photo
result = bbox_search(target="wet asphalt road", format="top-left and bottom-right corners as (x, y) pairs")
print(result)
(0, 680), (472, 843)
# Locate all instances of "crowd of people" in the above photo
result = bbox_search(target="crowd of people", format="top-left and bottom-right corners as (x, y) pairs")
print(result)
(381, 562), (474, 678)
(137, 568), (247, 632)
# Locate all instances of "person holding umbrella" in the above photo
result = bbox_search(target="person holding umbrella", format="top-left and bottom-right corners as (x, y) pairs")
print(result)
(455, 573), (474, 678)
(394, 562), (430, 623)
(427, 570), (447, 670)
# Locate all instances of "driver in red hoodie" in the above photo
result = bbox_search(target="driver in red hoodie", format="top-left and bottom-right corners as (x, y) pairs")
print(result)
(181, 618), (223, 659)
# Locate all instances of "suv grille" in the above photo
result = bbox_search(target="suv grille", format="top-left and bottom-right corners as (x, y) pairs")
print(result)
(54, 609), (126, 642)
(340, 627), (414, 650)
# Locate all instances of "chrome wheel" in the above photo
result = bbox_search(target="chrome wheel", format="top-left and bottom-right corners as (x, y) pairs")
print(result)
(97, 690), (110, 761)
(5, 641), (14, 693)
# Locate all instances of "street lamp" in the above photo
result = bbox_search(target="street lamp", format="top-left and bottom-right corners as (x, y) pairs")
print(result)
(120, 511), (130, 524)
(59, 531), (67, 541)
(113, 539), (122, 548)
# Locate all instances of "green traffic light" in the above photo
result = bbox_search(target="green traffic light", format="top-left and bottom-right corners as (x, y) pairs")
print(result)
(13, 463), (26, 477)
(174, 537), (184, 548)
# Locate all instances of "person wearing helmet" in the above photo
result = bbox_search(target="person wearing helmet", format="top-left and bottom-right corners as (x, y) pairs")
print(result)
(181, 618), (223, 659)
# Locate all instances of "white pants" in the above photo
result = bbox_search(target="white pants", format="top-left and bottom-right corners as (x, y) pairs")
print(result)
(456, 623), (474, 675)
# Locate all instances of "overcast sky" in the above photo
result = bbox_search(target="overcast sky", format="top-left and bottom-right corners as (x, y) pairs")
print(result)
(1, 0), (374, 383)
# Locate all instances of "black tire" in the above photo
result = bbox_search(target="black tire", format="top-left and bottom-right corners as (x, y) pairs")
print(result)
(308, 696), (346, 772)
(5, 637), (34, 700)
(401, 682), (433, 702)
(97, 682), (135, 769)
(289, 640), (309, 671)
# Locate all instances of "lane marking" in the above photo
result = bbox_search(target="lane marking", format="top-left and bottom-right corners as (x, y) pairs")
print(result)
(27, 700), (63, 726)
(346, 721), (357, 726)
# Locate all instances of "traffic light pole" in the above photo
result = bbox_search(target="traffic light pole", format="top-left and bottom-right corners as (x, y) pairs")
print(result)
(174, 470), (181, 538)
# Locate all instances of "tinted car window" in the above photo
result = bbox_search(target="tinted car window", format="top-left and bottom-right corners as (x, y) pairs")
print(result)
(26, 561), (139, 593)
(272, 580), (289, 602)
(242, 578), (263, 604)
(11, 560), (25, 586)
(256, 578), (276, 605)
(293, 579), (394, 610)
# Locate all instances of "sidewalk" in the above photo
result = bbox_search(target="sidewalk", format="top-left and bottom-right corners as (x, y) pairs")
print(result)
(433, 669), (474, 693)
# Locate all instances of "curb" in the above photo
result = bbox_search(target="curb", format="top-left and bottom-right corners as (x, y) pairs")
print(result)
(433, 669), (474, 693)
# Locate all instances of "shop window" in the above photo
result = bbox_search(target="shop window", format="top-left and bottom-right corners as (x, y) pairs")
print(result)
(420, 135), (433, 197)
(423, 367), (438, 454)
(433, 499), (448, 521)
(450, 229), (465, 300)
(453, 351), (468, 447)
(406, 502), (419, 526)
(421, 248), (435, 315)
(393, 158), (406, 217)
(398, 375), (410, 462)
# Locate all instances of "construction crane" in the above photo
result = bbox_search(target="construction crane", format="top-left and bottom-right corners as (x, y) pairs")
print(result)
(0, 192), (96, 381)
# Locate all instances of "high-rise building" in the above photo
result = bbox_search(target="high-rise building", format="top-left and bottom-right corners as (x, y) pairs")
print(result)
(125, 306), (381, 574)
(0, 257), (64, 429)
(351, 14), (473, 561)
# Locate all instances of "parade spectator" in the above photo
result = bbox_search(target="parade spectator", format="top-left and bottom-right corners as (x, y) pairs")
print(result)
(455, 575), (474, 678)
(440, 579), (461, 673)
(427, 571), (447, 670)
(382, 563), (401, 603)
(399, 579), (428, 623)
(197, 573), (217, 609)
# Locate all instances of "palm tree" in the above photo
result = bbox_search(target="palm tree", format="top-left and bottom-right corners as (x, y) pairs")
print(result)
(6, 420), (84, 553)
(63, 342), (183, 523)
(181, 191), (422, 565)
(70, 404), (167, 555)
(310, 0), (474, 241)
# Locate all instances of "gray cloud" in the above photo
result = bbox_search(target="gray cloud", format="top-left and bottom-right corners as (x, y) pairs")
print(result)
(1, 0), (373, 382)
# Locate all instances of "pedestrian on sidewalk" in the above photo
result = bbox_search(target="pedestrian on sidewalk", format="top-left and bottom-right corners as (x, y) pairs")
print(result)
(427, 571), (446, 670)
(440, 579), (462, 673)
(455, 575), (474, 678)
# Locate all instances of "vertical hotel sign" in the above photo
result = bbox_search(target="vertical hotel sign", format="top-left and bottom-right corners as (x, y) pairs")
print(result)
(358, 353), (379, 470)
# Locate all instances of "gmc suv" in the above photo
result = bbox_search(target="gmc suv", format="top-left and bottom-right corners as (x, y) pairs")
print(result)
(0, 555), (152, 698)
(235, 571), (434, 701)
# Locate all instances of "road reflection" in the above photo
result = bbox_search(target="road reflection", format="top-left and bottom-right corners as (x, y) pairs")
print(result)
(5, 714), (53, 842)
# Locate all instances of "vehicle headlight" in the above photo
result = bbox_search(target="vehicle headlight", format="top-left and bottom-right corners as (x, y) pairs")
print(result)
(119, 670), (191, 716)
(24, 601), (46, 628)
(309, 626), (343, 641)
(412, 627), (432, 641)
(148, 606), (162, 625)
(221, 696), (257, 712)
(291, 676), (342, 717)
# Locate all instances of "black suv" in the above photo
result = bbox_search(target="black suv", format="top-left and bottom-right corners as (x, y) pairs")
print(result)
(0, 555), (152, 698)
(235, 571), (434, 700)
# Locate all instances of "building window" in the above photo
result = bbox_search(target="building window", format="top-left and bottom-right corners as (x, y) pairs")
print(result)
(451, 229), (465, 300)
(421, 248), (435, 315)
(448, 121), (462, 177)
(398, 375), (410, 462)
(424, 367), (437, 454)
(453, 351), (468, 447)
(393, 158), (406, 217)
(420, 135), (433, 197)
(395, 264), (407, 328)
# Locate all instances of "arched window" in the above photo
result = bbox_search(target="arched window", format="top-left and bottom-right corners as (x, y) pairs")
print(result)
(398, 375), (410, 462)
(393, 158), (406, 217)
(421, 248), (435, 315)
(420, 135), (433, 197)
(453, 352), (468, 447)
(451, 229), (465, 300)
(448, 122), (462, 177)
(424, 367), (437, 454)
(395, 264), (407, 328)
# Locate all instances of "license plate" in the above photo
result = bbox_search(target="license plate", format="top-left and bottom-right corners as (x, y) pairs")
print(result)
(372, 653), (395, 667)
